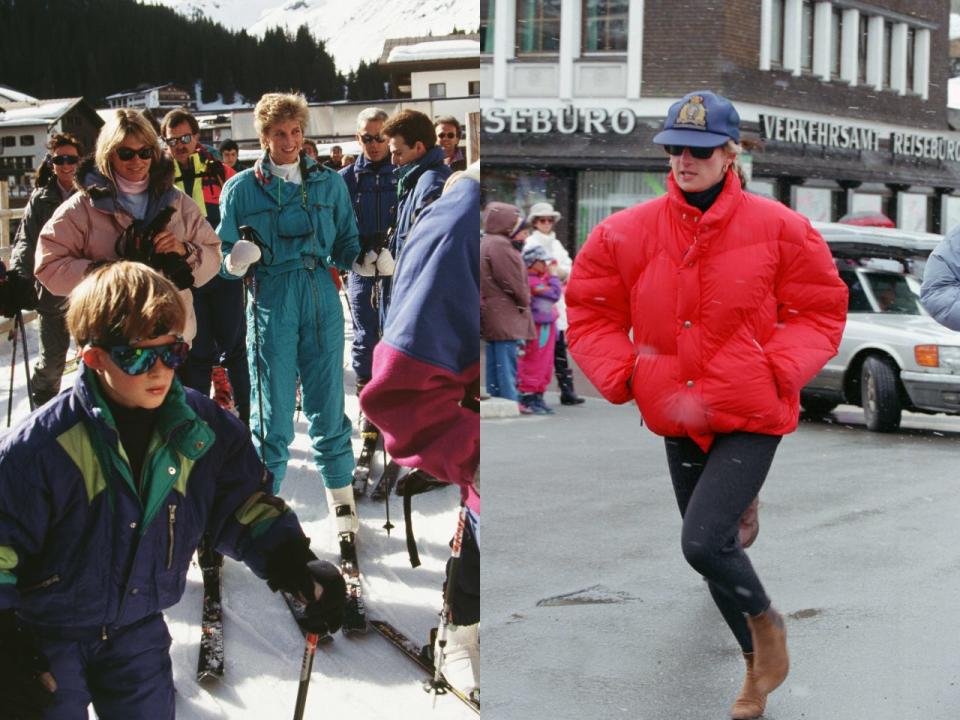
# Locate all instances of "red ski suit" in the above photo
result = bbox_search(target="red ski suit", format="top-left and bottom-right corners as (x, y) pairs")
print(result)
(566, 171), (847, 451)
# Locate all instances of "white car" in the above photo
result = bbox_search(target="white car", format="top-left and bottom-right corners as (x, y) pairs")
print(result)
(802, 222), (960, 431)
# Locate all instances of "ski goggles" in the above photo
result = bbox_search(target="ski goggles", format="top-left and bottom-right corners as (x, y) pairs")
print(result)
(663, 145), (719, 160)
(98, 339), (189, 375)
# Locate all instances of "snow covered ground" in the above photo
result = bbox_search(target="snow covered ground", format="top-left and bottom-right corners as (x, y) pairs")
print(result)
(0, 304), (475, 720)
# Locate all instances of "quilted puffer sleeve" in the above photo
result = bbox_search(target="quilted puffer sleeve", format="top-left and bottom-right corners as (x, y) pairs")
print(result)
(763, 221), (848, 396)
(565, 223), (636, 405)
(920, 226), (960, 330)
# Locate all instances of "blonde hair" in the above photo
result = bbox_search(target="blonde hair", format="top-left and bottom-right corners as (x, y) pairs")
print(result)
(723, 139), (747, 188)
(67, 262), (186, 347)
(254, 93), (310, 145)
(94, 109), (162, 185)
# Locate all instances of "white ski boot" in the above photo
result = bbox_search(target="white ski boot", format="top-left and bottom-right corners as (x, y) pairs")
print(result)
(325, 485), (359, 535)
(435, 622), (479, 698)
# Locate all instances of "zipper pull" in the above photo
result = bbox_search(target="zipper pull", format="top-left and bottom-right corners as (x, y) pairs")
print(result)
(167, 504), (178, 570)
(101, 625), (108, 641)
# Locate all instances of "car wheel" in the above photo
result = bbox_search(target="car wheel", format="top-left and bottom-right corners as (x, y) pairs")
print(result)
(800, 394), (839, 416)
(860, 356), (901, 432)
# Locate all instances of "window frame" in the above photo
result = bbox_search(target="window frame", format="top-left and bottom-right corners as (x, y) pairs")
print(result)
(581, 0), (629, 54)
(515, 0), (562, 57)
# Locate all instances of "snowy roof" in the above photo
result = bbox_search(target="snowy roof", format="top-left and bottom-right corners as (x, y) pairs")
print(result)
(386, 39), (480, 63)
(0, 85), (39, 104)
(0, 98), (82, 128)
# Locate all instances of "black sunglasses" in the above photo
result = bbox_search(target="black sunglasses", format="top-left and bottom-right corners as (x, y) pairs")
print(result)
(437, 132), (458, 140)
(664, 145), (718, 160)
(51, 154), (79, 166)
(115, 146), (153, 161)
(360, 133), (386, 144)
(164, 133), (193, 147)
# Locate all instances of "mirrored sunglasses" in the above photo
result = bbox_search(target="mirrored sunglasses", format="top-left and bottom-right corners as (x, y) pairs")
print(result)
(437, 132), (458, 140)
(51, 154), (80, 166)
(164, 133), (193, 147)
(664, 145), (718, 160)
(100, 339), (189, 376)
(116, 146), (154, 161)
(360, 133), (386, 144)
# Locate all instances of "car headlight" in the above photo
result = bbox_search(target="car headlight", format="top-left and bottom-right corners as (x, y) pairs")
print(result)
(916, 345), (960, 373)
(939, 346), (960, 373)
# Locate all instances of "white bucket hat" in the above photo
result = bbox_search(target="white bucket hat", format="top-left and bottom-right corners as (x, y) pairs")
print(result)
(527, 201), (562, 224)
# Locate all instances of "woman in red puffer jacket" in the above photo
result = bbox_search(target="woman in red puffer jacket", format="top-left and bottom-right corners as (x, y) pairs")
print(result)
(566, 90), (847, 720)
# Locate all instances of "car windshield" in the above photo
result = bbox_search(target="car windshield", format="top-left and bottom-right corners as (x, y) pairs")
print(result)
(841, 269), (925, 315)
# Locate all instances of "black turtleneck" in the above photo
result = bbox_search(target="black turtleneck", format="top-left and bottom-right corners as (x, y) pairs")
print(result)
(681, 177), (726, 214)
(103, 394), (157, 494)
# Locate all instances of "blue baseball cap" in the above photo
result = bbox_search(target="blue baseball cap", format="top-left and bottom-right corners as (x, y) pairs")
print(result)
(653, 91), (740, 147)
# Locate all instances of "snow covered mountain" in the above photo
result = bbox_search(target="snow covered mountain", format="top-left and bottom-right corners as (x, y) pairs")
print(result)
(148, 0), (478, 72)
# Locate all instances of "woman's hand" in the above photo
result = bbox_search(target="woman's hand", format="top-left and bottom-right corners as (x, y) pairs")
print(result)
(153, 230), (188, 257)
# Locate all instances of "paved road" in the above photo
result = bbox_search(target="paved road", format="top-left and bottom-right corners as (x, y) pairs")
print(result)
(482, 399), (960, 720)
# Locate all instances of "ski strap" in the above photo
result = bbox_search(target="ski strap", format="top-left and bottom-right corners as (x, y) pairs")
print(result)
(403, 480), (421, 568)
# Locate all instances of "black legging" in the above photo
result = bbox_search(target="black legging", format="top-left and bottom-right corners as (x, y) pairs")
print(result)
(665, 432), (781, 652)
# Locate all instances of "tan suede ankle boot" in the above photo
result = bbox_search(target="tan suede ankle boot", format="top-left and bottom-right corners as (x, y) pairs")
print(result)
(730, 652), (766, 719)
(746, 607), (789, 695)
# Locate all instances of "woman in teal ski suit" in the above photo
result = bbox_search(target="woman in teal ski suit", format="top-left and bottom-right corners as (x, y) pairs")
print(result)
(217, 93), (361, 523)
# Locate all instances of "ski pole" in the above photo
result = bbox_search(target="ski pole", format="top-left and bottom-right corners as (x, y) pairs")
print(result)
(7, 322), (18, 427)
(16, 311), (33, 411)
(425, 504), (468, 705)
(292, 631), (319, 720)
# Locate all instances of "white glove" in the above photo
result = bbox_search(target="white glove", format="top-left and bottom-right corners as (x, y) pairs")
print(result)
(225, 239), (261, 276)
(375, 247), (395, 276)
(351, 250), (378, 277)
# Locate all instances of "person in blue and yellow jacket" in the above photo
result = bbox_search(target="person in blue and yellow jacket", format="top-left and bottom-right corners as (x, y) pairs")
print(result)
(0, 262), (345, 720)
(217, 93), (362, 530)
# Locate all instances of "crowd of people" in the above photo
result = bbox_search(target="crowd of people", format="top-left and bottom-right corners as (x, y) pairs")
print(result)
(480, 199), (585, 415)
(0, 94), (480, 717)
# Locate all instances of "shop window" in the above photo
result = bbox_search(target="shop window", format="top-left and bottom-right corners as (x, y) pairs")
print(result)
(850, 192), (883, 215)
(481, 0), (494, 54)
(769, 0), (785, 68)
(831, 7), (842, 79)
(578, 170), (667, 247)
(800, 0), (814, 72)
(429, 83), (447, 98)
(749, 179), (777, 200)
(898, 193), (928, 233)
(942, 195), (960, 234)
(516, 0), (561, 56)
(792, 186), (831, 222)
(582, 0), (628, 53)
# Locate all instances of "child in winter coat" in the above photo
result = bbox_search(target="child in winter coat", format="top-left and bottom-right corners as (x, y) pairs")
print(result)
(0, 262), (346, 720)
(518, 244), (563, 414)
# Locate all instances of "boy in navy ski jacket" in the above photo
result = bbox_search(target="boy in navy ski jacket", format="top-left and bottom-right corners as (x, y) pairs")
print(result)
(0, 262), (345, 720)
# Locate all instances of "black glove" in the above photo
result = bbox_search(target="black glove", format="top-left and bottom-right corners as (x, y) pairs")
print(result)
(0, 270), (38, 318)
(151, 252), (194, 290)
(0, 609), (56, 719)
(264, 537), (346, 635)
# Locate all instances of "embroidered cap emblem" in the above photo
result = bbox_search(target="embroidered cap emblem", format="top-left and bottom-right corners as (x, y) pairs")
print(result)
(675, 95), (707, 130)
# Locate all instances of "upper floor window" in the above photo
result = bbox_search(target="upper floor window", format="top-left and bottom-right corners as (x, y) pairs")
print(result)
(481, 0), (494, 54)
(831, 7), (842, 79)
(857, 13), (868, 85)
(906, 27), (915, 93)
(582, 0), (628, 53)
(1, 136), (15, 148)
(800, 0), (814, 72)
(516, 0), (561, 56)
(469, 80), (481, 95)
(882, 20), (892, 89)
(429, 83), (447, 98)
(770, 0), (785, 68)
(19, 135), (34, 146)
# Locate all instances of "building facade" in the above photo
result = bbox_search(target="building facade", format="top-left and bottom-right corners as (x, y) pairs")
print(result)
(481, 0), (958, 254)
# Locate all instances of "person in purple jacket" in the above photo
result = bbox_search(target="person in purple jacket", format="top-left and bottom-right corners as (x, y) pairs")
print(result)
(359, 163), (480, 702)
(517, 243), (563, 415)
